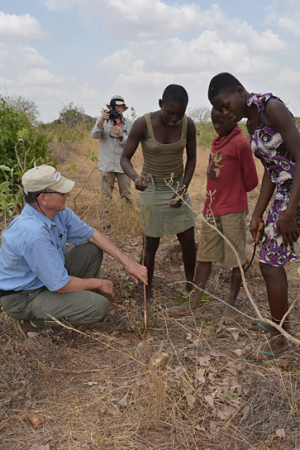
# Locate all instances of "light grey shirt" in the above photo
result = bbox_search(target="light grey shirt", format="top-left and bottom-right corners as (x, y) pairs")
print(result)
(91, 117), (133, 173)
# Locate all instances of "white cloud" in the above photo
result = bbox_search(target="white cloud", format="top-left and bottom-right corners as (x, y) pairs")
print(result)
(100, 30), (279, 79)
(45, 0), (224, 39)
(224, 20), (287, 53)
(22, 69), (63, 87)
(106, 0), (204, 36)
(18, 47), (50, 68)
(0, 12), (47, 41)
(2, 0), (300, 122)
(278, 16), (300, 37)
(1, 68), (99, 122)
(266, 0), (300, 37)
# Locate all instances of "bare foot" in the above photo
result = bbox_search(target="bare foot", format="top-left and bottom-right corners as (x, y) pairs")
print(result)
(219, 304), (236, 326)
(248, 321), (272, 332)
(248, 321), (295, 333)
(243, 335), (291, 362)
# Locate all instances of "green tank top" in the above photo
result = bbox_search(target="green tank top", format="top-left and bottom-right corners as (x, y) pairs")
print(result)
(141, 113), (187, 184)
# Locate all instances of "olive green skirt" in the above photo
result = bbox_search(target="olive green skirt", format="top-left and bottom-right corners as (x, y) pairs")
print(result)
(138, 180), (195, 237)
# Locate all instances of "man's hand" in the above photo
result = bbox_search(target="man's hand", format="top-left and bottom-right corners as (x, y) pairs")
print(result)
(97, 111), (109, 129)
(123, 259), (148, 285)
(55, 275), (115, 298)
(88, 230), (148, 286)
(97, 280), (115, 300)
(112, 125), (123, 139)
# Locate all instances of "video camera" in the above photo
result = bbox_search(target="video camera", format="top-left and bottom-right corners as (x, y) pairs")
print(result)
(108, 108), (122, 125)
(107, 98), (123, 126)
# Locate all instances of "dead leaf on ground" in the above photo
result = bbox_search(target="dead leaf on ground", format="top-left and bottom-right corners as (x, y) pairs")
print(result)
(119, 390), (130, 407)
(198, 356), (211, 367)
(226, 361), (238, 376)
(230, 331), (240, 341)
(195, 368), (206, 384)
(28, 445), (50, 450)
(209, 350), (224, 358)
(206, 421), (219, 439)
(85, 381), (98, 386)
(204, 394), (214, 408)
(241, 405), (250, 421)
(233, 349), (243, 357)
(186, 394), (196, 410)
(276, 428), (286, 438)
(217, 404), (236, 420)
(22, 412), (45, 428)
(186, 333), (193, 341)
(151, 351), (170, 368)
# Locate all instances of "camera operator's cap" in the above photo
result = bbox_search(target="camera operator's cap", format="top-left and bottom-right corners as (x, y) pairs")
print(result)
(106, 95), (128, 111)
(22, 165), (75, 194)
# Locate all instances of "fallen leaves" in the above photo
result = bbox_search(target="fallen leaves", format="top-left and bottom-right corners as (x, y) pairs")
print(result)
(22, 412), (44, 427)
(27, 445), (50, 450)
(195, 368), (206, 385)
(151, 351), (170, 368)
(119, 390), (130, 407)
(276, 428), (286, 438)
(204, 394), (215, 408)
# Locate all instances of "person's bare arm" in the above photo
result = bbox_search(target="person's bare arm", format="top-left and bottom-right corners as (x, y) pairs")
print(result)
(55, 229), (147, 295)
(88, 230), (148, 285)
(250, 168), (275, 241)
(121, 117), (149, 191)
(91, 111), (109, 138)
(55, 277), (115, 299)
(264, 99), (300, 246)
(170, 116), (197, 208)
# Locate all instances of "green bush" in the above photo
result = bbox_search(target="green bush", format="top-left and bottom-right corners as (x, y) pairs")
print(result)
(0, 98), (52, 222)
(0, 98), (51, 183)
(196, 122), (216, 147)
(196, 120), (250, 148)
(41, 102), (96, 150)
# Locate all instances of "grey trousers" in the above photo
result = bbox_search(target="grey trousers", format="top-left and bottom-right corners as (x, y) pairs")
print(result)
(100, 171), (132, 217)
(1, 242), (109, 331)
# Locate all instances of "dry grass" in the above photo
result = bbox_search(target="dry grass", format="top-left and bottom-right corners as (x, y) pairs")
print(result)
(1, 134), (300, 450)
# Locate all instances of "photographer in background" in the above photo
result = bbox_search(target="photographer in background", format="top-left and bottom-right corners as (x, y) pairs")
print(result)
(91, 95), (133, 224)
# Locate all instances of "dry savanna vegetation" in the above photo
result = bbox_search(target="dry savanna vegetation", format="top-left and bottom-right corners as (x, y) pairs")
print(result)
(1, 126), (300, 450)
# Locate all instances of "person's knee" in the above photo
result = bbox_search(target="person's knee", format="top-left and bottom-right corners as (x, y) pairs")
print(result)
(71, 292), (109, 325)
(73, 293), (109, 326)
(259, 261), (273, 278)
(232, 267), (242, 279)
(92, 294), (109, 321)
(178, 230), (195, 251)
(146, 237), (160, 254)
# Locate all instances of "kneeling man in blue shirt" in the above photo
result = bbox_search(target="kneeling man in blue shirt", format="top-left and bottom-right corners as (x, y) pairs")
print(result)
(0, 165), (147, 339)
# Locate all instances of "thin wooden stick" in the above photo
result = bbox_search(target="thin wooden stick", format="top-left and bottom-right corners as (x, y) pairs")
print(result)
(142, 234), (147, 331)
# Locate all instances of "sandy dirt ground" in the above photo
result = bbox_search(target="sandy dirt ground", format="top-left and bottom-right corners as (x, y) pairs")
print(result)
(1, 135), (300, 450)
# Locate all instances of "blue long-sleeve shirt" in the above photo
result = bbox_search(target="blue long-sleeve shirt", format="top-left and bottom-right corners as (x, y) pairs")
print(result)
(0, 204), (94, 292)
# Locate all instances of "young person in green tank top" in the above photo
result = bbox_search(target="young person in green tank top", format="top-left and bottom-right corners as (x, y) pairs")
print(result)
(121, 84), (197, 304)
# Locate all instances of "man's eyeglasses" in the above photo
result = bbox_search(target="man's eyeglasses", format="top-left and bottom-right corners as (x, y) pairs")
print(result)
(36, 191), (67, 198)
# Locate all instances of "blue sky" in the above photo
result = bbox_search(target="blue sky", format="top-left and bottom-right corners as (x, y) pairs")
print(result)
(1, 0), (300, 123)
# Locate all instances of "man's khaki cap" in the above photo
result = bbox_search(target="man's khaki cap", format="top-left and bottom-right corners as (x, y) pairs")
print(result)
(22, 165), (75, 194)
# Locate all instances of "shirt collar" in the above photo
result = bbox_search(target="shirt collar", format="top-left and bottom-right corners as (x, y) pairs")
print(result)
(22, 203), (56, 228)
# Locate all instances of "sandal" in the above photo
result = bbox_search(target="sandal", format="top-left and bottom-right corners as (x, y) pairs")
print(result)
(15, 319), (40, 340)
